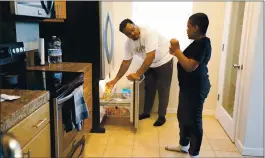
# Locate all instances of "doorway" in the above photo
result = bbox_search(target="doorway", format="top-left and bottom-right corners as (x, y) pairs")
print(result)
(215, 1), (245, 142)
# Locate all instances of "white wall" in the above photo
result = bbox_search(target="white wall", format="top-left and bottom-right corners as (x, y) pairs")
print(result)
(110, 2), (226, 114)
(244, 5), (263, 149)
(235, 2), (263, 156)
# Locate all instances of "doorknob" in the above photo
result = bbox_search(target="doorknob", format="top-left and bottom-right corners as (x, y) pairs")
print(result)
(233, 64), (241, 69)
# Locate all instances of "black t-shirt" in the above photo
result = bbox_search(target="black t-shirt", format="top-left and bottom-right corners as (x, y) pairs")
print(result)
(177, 37), (211, 95)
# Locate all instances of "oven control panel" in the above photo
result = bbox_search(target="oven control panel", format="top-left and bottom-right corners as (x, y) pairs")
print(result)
(0, 42), (25, 59)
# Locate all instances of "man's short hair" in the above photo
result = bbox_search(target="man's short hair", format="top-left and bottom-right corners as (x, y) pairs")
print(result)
(119, 18), (135, 33)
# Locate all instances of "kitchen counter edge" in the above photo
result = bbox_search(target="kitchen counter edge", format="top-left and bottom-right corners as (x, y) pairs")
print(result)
(0, 89), (50, 133)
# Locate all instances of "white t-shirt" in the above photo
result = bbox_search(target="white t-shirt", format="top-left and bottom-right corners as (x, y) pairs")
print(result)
(123, 26), (173, 68)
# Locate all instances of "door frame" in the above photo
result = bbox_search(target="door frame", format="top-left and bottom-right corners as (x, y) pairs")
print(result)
(234, 1), (263, 153)
(216, 1), (263, 143)
(215, 1), (246, 142)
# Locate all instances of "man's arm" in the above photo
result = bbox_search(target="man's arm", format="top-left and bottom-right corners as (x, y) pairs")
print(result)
(114, 59), (132, 81)
(136, 51), (155, 76)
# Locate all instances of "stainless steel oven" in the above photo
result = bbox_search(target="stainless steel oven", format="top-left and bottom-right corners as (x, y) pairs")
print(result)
(53, 91), (86, 158)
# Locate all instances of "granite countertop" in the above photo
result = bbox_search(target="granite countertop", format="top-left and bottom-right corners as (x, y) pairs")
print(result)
(0, 89), (49, 133)
(27, 62), (92, 72)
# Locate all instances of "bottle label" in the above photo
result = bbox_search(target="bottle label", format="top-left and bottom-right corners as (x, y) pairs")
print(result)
(48, 49), (62, 56)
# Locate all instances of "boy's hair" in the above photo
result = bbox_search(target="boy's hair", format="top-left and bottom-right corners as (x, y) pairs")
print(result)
(189, 13), (209, 35)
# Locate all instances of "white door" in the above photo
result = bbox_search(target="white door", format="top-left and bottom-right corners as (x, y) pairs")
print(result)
(215, 2), (246, 142)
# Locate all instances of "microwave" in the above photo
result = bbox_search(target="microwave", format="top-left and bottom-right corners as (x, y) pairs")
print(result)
(10, 1), (54, 18)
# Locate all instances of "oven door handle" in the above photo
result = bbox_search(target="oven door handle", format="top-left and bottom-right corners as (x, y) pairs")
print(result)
(58, 93), (73, 104)
(135, 75), (145, 84)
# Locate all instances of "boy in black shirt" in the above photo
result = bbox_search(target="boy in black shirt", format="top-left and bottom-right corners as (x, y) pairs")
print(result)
(165, 13), (211, 158)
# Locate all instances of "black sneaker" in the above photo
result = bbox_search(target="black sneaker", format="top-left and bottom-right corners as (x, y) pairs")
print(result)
(139, 113), (150, 120)
(153, 116), (166, 126)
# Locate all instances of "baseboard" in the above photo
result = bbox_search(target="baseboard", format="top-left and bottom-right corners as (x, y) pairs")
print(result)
(203, 109), (215, 116)
(167, 108), (215, 116)
(236, 139), (264, 156)
(166, 108), (177, 113)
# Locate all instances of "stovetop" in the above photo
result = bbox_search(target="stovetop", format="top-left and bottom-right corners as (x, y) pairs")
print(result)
(0, 70), (84, 98)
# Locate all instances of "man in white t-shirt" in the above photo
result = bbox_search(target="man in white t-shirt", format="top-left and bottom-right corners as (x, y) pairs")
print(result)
(106, 19), (173, 126)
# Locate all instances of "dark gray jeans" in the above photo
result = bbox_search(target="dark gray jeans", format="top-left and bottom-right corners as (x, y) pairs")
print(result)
(177, 86), (210, 156)
(143, 59), (173, 117)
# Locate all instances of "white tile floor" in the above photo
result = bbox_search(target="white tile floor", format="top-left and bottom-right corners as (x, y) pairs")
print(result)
(84, 114), (262, 157)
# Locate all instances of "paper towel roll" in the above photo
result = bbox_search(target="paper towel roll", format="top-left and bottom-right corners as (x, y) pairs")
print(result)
(38, 38), (45, 65)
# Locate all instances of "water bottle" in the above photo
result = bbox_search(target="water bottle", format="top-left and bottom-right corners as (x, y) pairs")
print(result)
(47, 36), (62, 64)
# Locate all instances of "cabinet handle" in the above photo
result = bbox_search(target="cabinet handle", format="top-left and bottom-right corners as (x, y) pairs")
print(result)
(23, 150), (31, 158)
(59, 4), (62, 18)
(56, 4), (59, 18)
(33, 118), (47, 128)
(60, 4), (63, 18)
(57, 4), (60, 18)
(57, 4), (59, 18)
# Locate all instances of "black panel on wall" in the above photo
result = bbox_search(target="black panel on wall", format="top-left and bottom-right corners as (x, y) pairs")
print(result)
(64, 1), (100, 66)
(64, 1), (102, 133)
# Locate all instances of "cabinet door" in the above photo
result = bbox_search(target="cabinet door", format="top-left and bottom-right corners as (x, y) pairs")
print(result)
(54, 0), (66, 19)
(7, 102), (50, 148)
(22, 124), (51, 158)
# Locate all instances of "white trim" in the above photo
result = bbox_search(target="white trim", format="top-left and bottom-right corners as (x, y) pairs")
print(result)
(215, 2), (246, 142)
(215, 105), (235, 140)
(203, 110), (215, 116)
(235, 1), (255, 148)
(167, 108), (215, 116)
(167, 108), (177, 114)
(234, 2), (263, 157)
(235, 139), (264, 157)
(235, 1), (262, 147)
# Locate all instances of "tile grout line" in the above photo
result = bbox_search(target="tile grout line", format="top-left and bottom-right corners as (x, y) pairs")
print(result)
(205, 137), (217, 157)
(131, 132), (136, 158)
(157, 127), (161, 158)
(101, 133), (109, 158)
(203, 124), (220, 157)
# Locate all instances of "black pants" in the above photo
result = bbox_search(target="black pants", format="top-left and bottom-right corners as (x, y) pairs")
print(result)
(143, 59), (173, 117)
(177, 88), (210, 156)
